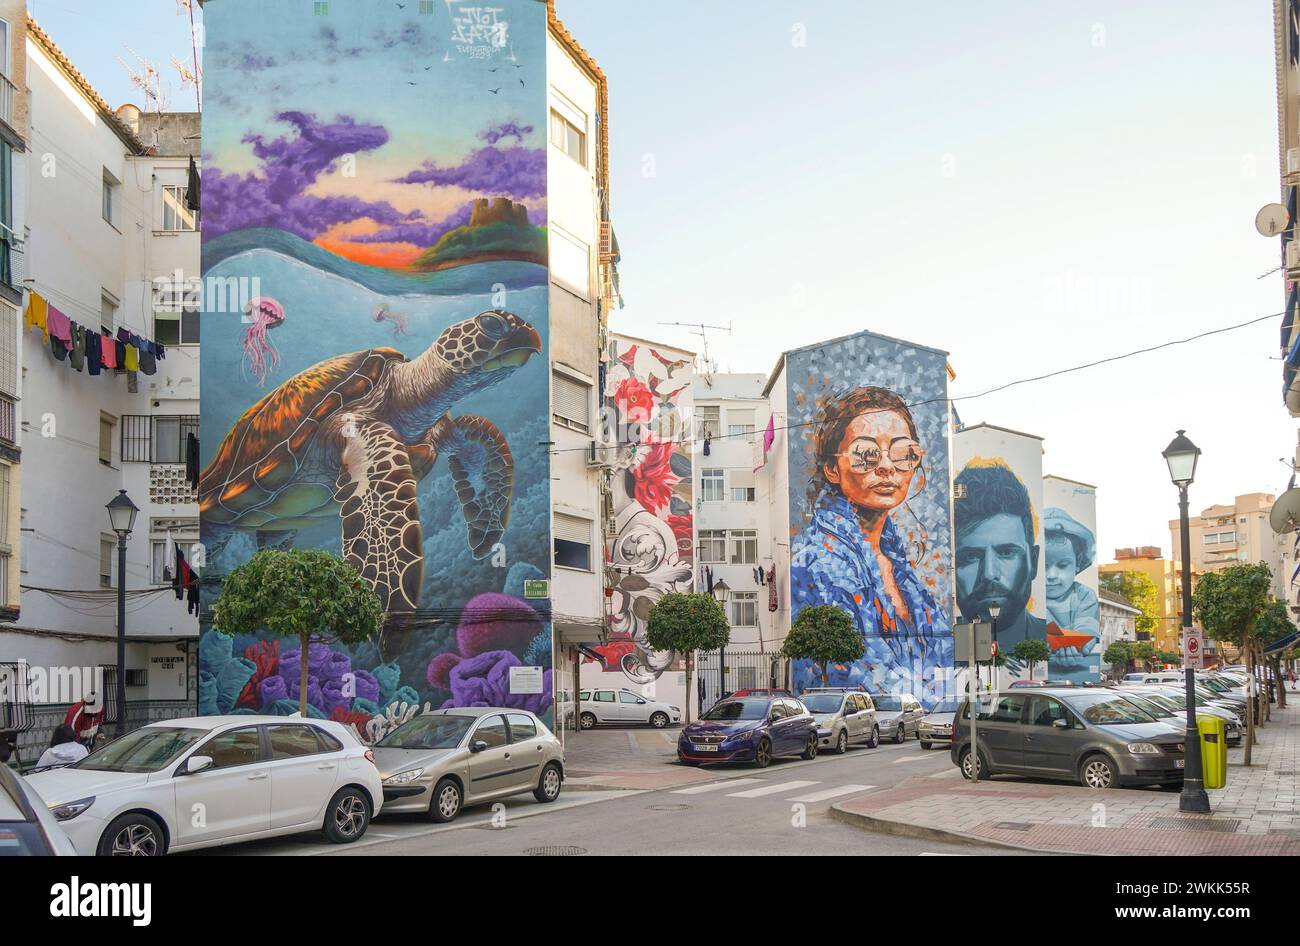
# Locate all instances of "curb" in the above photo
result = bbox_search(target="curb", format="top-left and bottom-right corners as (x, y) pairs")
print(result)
(827, 801), (1089, 855)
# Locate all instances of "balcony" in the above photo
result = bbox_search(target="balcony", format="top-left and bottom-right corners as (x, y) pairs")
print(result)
(0, 73), (14, 132)
(0, 396), (14, 445)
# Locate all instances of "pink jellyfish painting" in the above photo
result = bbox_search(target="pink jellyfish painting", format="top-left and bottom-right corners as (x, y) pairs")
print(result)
(241, 296), (285, 387)
(373, 302), (410, 338)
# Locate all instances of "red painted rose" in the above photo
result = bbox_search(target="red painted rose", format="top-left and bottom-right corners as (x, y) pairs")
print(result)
(632, 440), (680, 514)
(615, 377), (656, 427)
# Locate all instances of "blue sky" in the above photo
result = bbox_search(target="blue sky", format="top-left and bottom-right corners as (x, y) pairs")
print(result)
(35, 0), (1298, 563)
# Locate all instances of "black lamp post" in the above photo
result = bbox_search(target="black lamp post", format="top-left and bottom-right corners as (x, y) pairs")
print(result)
(987, 601), (1001, 688)
(106, 489), (138, 738)
(712, 579), (731, 700)
(1162, 430), (1210, 813)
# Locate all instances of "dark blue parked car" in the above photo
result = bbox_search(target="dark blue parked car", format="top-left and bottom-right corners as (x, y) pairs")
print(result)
(678, 696), (818, 768)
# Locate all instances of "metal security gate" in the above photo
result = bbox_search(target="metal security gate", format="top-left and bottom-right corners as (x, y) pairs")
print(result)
(695, 650), (788, 711)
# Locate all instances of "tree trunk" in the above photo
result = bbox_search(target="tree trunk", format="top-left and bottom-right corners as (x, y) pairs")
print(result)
(820, 659), (829, 688)
(1244, 643), (1255, 766)
(1274, 657), (1286, 709)
(299, 630), (310, 719)
(685, 653), (693, 725)
(1262, 645), (1272, 722)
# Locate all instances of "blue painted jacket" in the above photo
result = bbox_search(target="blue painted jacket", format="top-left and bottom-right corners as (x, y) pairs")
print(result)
(790, 490), (953, 706)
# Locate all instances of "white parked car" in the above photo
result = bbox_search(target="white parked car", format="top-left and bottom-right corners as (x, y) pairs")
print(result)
(578, 689), (681, 729)
(25, 716), (383, 856)
(0, 764), (77, 855)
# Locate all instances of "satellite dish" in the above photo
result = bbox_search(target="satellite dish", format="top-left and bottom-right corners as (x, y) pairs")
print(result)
(1256, 202), (1290, 237)
(1270, 488), (1300, 534)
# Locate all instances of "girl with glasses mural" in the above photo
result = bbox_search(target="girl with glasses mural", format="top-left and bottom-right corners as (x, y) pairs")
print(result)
(790, 383), (953, 702)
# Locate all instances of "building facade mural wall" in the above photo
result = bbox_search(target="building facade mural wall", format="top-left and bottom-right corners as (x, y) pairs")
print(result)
(785, 331), (954, 707)
(198, 0), (553, 741)
(1042, 476), (1101, 682)
(952, 425), (1047, 686)
(583, 335), (694, 708)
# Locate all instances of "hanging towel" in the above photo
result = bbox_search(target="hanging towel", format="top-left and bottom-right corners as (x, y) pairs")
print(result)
(186, 156), (201, 211)
(24, 293), (48, 341)
(173, 546), (190, 600)
(100, 333), (118, 369)
(123, 343), (139, 372)
(69, 323), (86, 372)
(138, 348), (157, 375)
(767, 566), (778, 612)
(46, 304), (73, 346)
(703, 432), (711, 456)
(163, 532), (176, 582)
(185, 432), (200, 488)
(126, 370), (138, 394)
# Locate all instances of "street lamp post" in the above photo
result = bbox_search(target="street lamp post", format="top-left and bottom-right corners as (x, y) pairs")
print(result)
(712, 579), (731, 702)
(106, 490), (138, 739)
(987, 602), (1001, 688)
(1162, 430), (1210, 813)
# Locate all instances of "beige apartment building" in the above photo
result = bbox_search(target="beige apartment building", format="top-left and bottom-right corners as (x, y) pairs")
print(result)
(1169, 493), (1289, 602)
(1098, 547), (1201, 655)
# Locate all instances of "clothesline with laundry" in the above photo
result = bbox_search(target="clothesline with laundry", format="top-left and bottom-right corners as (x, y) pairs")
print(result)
(23, 291), (167, 390)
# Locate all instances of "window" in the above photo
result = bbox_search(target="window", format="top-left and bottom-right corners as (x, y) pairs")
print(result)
(727, 409), (756, 440)
(151, 520), (198, 584)
(975, 694), (1026, 723)
(0, 463), (9, 547)
(101, 291), (119, 332)
(199, 727), (263, 769)
(730, 529), (757, 565)
(0, 19), (8, 78)
(153, 278), (200, 345)
(730, 469), (755, 503)
(594, 691), (615, 703)
(697, 405), (719, 439)
(552, 370), (591, 432)
(701, 468), (725, 502)
(550, 224), (590, 297)
(100, 535), (115, 588)
(618, 691), (642, 704)
(314, 728), (343, 752)
(506, 714), (537, 742)
(161, 185), (196, 231)
(1027, 696), (1069, 727)
(0, 301), (16, 398)
(554, 512), (592, 571)
(153, 416), (198, 464)
(472, 715), (509, 749)
(698, 529), (726, 564)
(731, 591), (758, 627)
(102, 169), (120, 227)
(549, 105), (586, 167)
(99, 412), (117, 466)
(268, 725), (323, 759)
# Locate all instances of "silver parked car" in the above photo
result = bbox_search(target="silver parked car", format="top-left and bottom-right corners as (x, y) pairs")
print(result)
(578, 688), (682, 729)
(372, 707), (564, 823)
(874, 693), (926, 743)
(918, 698), (961, 749)
(799, 689), (880, 753)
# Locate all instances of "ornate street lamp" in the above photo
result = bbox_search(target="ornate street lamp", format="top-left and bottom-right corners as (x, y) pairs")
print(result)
(106, 490), (138, 738)
(987, 601), (1001, 689)
(1162, 430), (1210, 813)
(712, 579), (731, 699)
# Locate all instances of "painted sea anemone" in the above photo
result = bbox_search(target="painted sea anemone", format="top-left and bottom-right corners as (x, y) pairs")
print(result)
(373, 302), (409, 337)
(241, 296), (285, 387)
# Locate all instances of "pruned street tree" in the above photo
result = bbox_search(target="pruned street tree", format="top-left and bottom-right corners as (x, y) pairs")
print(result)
(645, 592), (730, 723)
(1012, 638), (1050, 680)
(779, 604), (864, 690)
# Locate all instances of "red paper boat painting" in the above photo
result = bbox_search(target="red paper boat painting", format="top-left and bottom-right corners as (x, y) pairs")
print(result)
(1045, 622), (1094, 652)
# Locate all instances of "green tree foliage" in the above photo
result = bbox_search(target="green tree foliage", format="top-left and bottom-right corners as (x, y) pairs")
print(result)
(1011, 638), (1050, 679)
(212, 549), (384, 717)
(1130, 640), (1155, 671)
(1099, 571), (1160, 637)
(1102, 640), (1132, 675)
(646, 592), (730, 723)
(780, 605), (864, 688)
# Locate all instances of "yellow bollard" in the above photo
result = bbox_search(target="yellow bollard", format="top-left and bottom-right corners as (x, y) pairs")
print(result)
(1197, 715), (1227, 789)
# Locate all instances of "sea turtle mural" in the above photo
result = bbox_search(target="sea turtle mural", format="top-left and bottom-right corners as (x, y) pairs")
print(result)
(200, 309), (542, 613)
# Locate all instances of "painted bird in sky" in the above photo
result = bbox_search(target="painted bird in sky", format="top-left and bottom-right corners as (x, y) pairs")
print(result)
(650, 349), (690, 378)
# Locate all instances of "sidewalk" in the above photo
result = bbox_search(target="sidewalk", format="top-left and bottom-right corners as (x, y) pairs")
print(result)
(830, 702), (1300, 855)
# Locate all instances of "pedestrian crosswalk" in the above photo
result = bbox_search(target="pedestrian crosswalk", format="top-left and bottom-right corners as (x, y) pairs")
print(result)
(670, 778), (877, 804)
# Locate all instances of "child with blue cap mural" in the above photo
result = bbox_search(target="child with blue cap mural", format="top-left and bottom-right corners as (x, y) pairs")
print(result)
(1042, 507), (1100, 638)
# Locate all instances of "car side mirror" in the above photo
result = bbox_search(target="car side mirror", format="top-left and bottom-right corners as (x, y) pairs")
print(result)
(637, 700), (646, 705)
(469, 740), (489, 754)
(1052, 719), (1069, 729)
(180, 754), (213, 775)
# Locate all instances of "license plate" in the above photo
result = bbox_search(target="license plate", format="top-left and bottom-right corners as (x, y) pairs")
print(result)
(1175, 759), (1185, 768)
(693, 744), (718, 752)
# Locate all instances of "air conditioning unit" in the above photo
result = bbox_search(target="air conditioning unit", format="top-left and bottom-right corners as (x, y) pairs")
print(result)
(586, 440), (607, 468)
(1286, 240), (1300, 280)
(1289, 147), (1300, 175)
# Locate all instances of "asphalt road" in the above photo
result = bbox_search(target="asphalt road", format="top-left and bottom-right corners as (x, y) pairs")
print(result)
(189, 736), (1028, 857)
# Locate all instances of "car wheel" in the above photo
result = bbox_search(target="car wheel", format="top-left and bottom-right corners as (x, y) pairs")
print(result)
(1079, 754), (1118, 790)
(867, 726), (879, 749)
(958, 747), (987, 781)
(836, 730), (849, 754)
(534, 762), (563, 803)
(895, 724), (906, 744)
(579, 712), (597, 730)
(428, 777), (463, 823)
(650, 711), (669, 729)
(754, 737), (773, 768)
(323, 787), (371, 843)
(98, 813), (165, 857)
(920, 740), (931, 750)
(801, 733), (818, 760)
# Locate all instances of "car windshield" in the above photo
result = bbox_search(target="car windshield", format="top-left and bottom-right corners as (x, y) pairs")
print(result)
(76, 727), (206, 773)
(1201, 678), (1233, 692)
(1119, 694), (1172, 717)
(377, 715), (474, 750)
(1062, 692), (1157, 725)
(874, 697), (902, 711)
(701, 700), (769, 721)
(929, 699), (961, 714)
(1144, 692), (1185, 713)
(801, 694), (847, 713)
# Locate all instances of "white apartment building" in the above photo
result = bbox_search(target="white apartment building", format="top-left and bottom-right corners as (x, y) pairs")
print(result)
(2, 16), (199, 758)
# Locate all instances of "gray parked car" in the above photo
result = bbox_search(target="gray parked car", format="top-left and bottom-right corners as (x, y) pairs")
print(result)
(1116, 687), (1242, 747)
(799, 689), (880, 753)
(874, 693), (926, 743)
(950, 687), (1186, 789)
(918, 698), (961, 749)
(372, 707), (564, 823)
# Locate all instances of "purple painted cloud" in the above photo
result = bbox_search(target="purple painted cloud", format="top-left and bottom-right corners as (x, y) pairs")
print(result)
(394, 145), (546, 199)
(351, 202), (475, 246)
(203, 111), (418, 240)
(480, 121), (534, 145)
(237, 52), (276, 72)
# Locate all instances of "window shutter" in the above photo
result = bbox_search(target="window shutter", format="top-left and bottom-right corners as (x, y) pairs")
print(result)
(731, 470), (755, 490)
(0, 302), (15, 397)
(553, 513), (591, 545)
(553, 372), (590, 430)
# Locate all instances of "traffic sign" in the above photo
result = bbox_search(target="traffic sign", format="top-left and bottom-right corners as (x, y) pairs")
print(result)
(1182, 629), (1204, 670)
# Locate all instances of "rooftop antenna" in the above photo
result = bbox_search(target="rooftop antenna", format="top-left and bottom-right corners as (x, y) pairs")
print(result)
(121, 49), (168, 116)
(656, 320), (731, 383)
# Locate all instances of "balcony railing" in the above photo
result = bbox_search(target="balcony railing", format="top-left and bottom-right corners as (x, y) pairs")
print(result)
(0, 396), (14, 445)
(0, 73), (14, 131)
